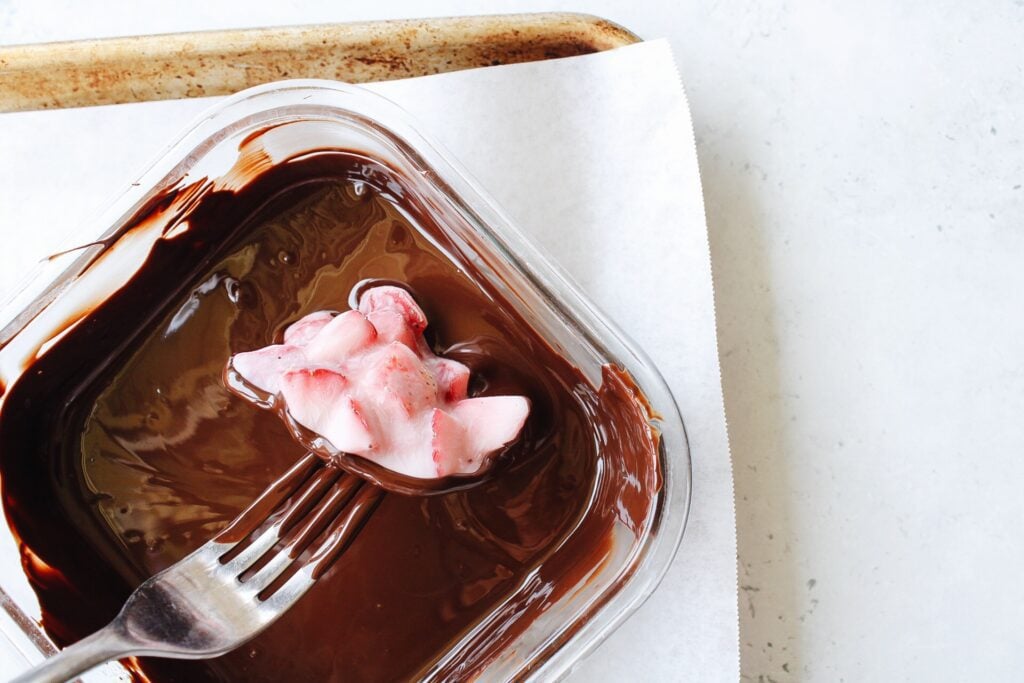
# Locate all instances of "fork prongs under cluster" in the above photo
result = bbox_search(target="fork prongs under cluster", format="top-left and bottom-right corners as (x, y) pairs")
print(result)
(215, 453), (385, 600)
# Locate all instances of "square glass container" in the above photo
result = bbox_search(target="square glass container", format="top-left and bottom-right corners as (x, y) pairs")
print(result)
(0, 81), (690, 681)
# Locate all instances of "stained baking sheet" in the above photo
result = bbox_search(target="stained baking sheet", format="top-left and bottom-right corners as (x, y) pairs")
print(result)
(0, 13), (637, 112)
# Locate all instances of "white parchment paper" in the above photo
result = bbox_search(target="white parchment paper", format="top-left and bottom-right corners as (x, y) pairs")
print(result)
(0, 39), (738, 681)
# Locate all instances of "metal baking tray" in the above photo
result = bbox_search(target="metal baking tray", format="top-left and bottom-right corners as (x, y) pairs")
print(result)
(0, 13), (637, 113)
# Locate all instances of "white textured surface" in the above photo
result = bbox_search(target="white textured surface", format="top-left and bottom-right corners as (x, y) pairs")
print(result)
(3, 2), (1024, 682)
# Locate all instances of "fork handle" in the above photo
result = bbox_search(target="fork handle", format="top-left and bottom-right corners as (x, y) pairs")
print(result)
(10, 623), (134, 683)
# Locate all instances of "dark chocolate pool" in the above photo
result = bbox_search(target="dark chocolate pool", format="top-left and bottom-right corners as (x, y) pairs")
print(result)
(0, 147), (660, 682)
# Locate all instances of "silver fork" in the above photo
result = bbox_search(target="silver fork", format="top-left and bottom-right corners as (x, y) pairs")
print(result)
(11, 453), (384, 683)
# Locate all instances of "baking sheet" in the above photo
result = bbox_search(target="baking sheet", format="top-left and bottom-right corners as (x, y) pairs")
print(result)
(0, 39), (739, 681)
(0, 13), (637, 112)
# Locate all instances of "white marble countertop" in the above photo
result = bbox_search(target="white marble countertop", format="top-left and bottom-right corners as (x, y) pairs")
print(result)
(3, 2), (1023, 681)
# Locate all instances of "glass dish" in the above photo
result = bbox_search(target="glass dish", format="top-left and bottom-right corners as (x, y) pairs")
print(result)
(0, 81), (690, 681)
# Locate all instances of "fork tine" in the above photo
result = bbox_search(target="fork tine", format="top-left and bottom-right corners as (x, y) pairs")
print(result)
(259, 563), (316, 615)
(243, 475), (363, 595)
(250, 488), (382, 613)
(273, 465), (344, 536)
(221, 463), (340, 575)
(308, 483), (385, 580)
(220, 518), (283, 577)
(216, 453), (320, 544)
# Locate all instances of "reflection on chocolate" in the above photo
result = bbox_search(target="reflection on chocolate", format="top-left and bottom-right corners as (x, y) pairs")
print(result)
(0, 149), (660, 682)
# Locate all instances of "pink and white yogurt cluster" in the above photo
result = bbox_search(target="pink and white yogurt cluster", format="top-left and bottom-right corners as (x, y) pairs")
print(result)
(229, 286), (530, 479)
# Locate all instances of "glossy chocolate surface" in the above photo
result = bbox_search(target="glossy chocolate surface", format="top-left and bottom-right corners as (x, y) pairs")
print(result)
(0, 148), (660, 681)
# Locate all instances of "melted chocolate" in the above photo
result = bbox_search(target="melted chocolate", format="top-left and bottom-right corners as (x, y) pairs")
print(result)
(0, 150), (660, 681)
